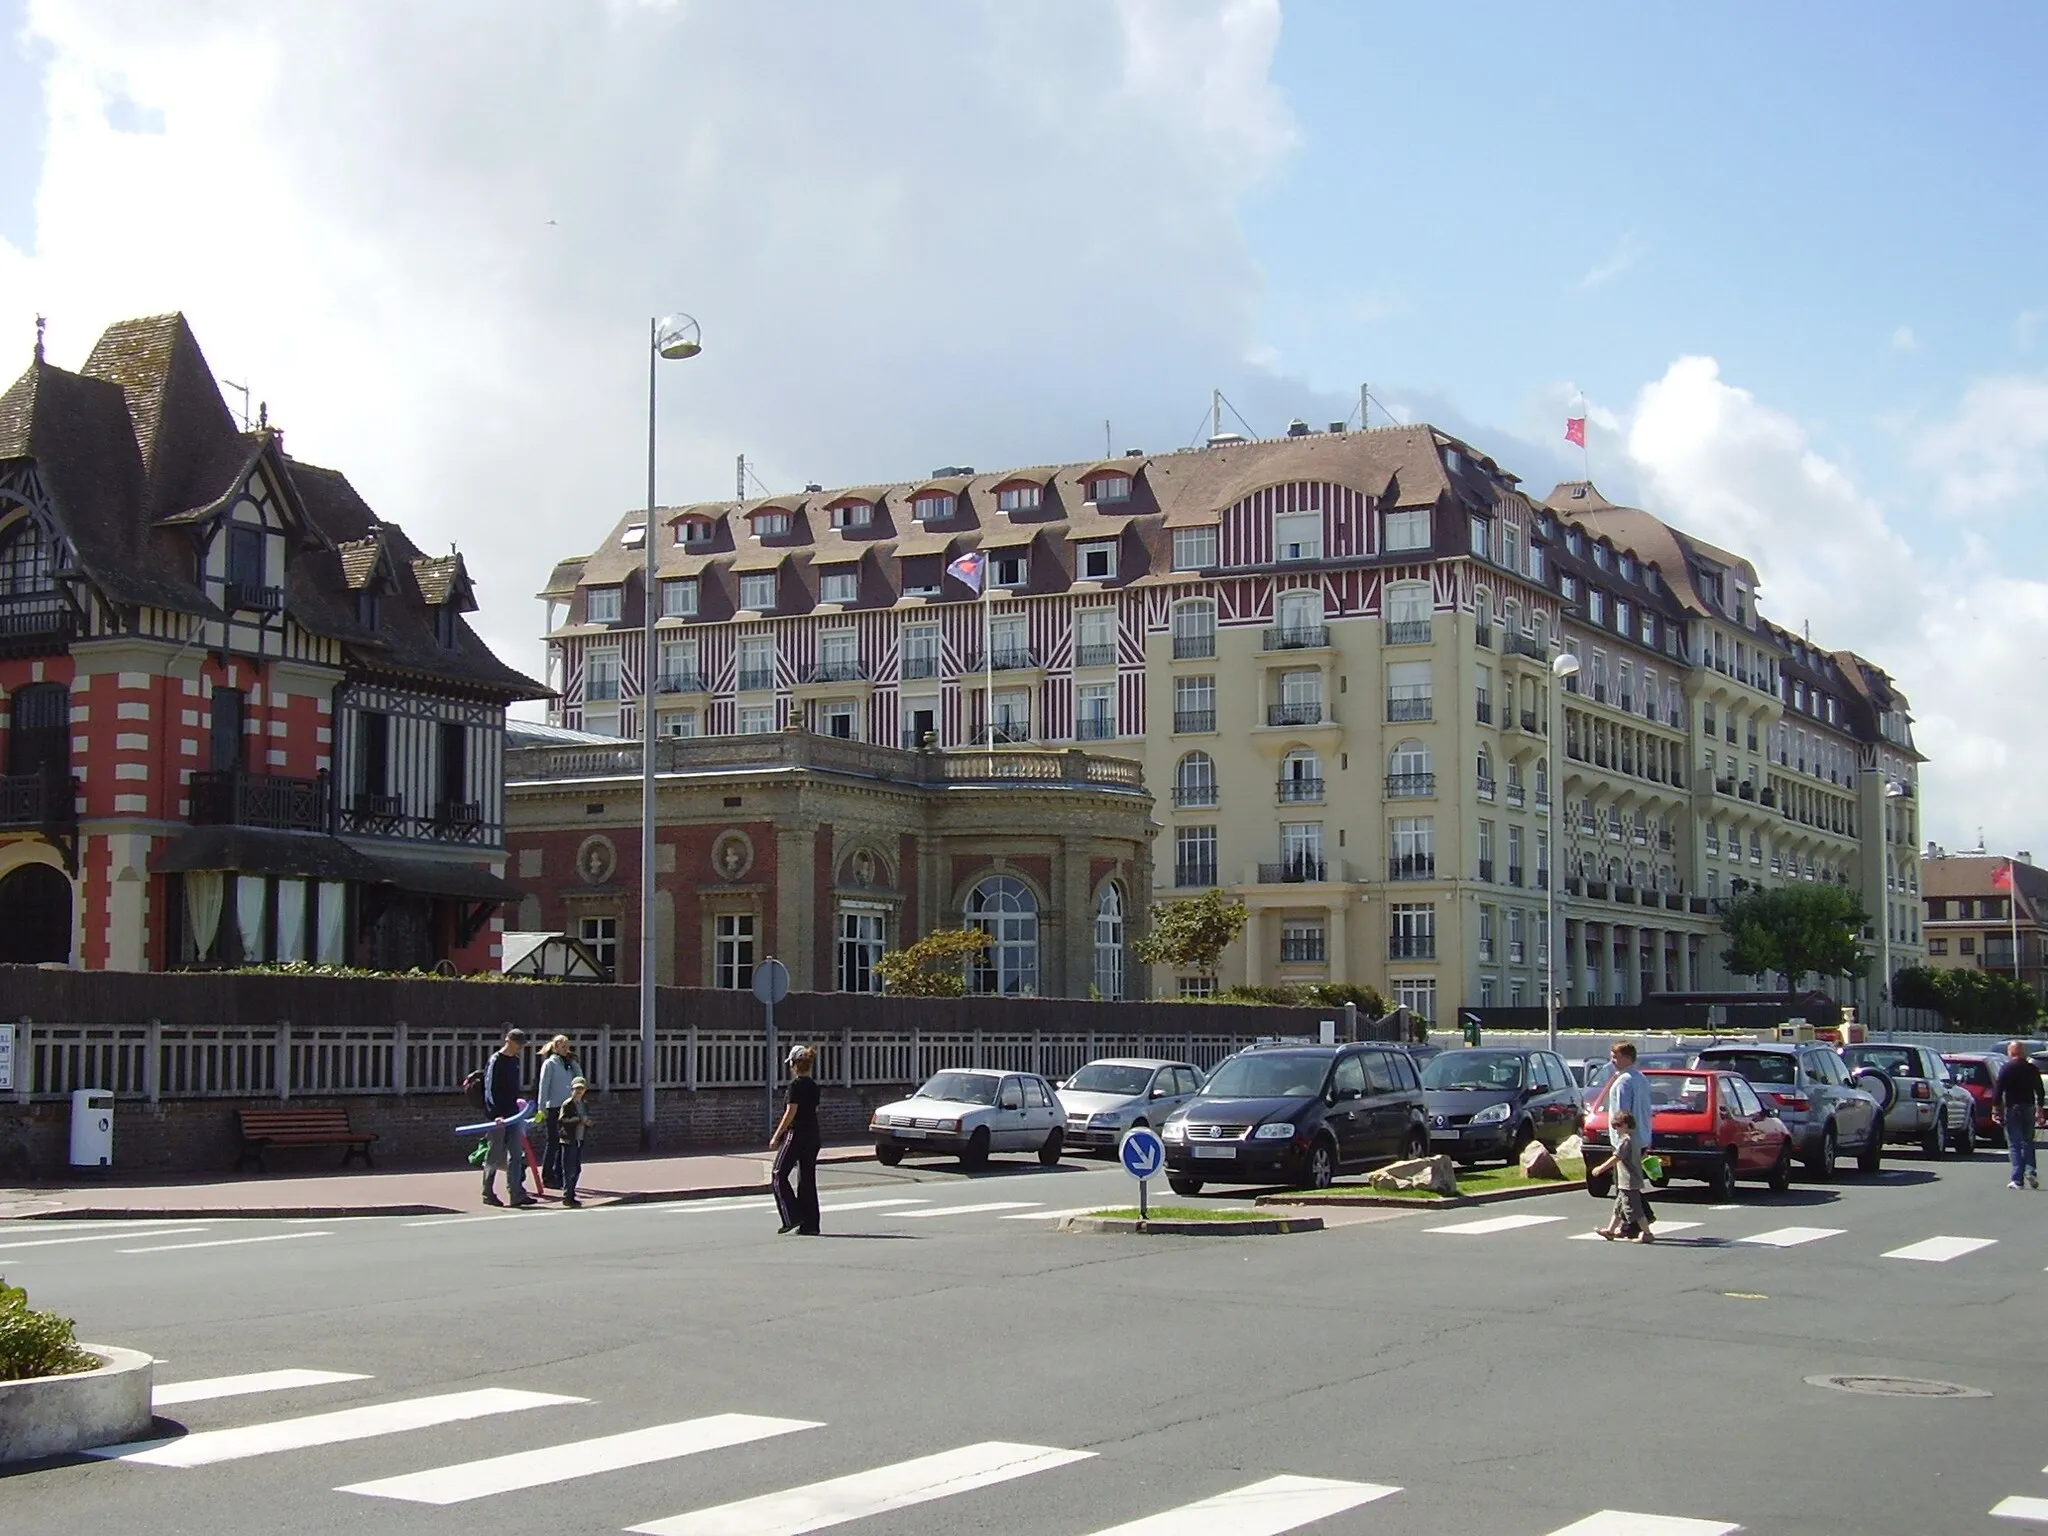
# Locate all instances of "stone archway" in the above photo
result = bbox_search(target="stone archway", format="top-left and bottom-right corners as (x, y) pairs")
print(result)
(0, 861), (71, 964)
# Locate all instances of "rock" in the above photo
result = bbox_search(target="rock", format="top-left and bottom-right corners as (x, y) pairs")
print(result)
(1519, 1142), (1563, 1179)
(1556, 1133), (1584, 1161)
(1365, 1154), (1459, 1196)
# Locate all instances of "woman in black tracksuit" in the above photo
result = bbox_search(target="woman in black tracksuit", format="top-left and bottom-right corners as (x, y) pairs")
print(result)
(769, 1044), (822, 1235)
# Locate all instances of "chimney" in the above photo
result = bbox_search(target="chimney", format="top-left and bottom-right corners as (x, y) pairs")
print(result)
(2020, 851), (2034, 866)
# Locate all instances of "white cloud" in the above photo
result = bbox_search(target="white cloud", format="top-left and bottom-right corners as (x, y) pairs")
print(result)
(0, 0), (1295, 688)
(1623, 355), (2048, 857)
(1575, 232), (1643, 292)
(1891, 324), (1918, 352)
(1910, 374), (2048, 517)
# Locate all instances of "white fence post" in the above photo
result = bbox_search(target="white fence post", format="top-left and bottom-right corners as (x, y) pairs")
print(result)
(144, 1018), (161, 1105)
(16, 1016), (30, 1104)
(597, 1026), (611, 1093)
(685, 1025), (698, 1092)
(276, 1019), (291, 1103)
(392, 1020), (408, 1096)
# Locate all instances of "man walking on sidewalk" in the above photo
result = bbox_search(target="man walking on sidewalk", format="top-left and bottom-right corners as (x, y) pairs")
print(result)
(1993, 1039), (2046, 1191)
(482, 1028), (535, 1208)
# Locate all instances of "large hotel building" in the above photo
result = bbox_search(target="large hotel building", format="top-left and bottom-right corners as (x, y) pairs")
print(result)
(537, 424), (1923, 1016)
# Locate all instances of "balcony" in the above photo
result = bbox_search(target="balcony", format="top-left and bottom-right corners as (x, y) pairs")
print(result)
(1075, 716), (1116, 741)
(1277, 776), (1325, 803)
(1536, 869), (1550, 890)
(1388, 854), (1435, 881)
(585, 677), (622, 703)
(433, 800), (489, 844)
(1476, 775), (1496, 801)
(189, 769), (329, 833)
(341, 791), (405, 835)
(1385, 693), (1433, 722)
(0, 765), (76, 830)
(1504, 634), (1549, 662)
(1258, 858), (1328, 884)
(1263, 624), (1329, 651)
(737, 668), (777, 693)
(1280, 935), (1327, 963)
(985, 722), (1031, 745)
(1475, 624), (1494, 649)
(1507, 864), (1525, 887)
(1268, 702), (1325, 727)
(1520, 710), (1539, 733)
(1175, 861), (1219, 888)
(900, 654), (942, 680)
(224, 581), (284, 614)
(965, 646), (1038, 672)
(1384, 620), (1432, 646)
(802, 659), (868, 685)
(1077, 642), (1119, 668)
(1174, 709), (1217, 734)
(1170, 634), (1215, 661)
(1385, 772), (1435, 799)
(1389, 934), (1437, 960)
(0, 596), (80, 651)
(1738, 782), (1757, 802)
(1173, 786), (1218, 808)
(1760, 787), (1778, 809)
(1478, 858), (1494, 881)
(901, 728), (937, 749)
(654, 670), (708, 694)
(1475, 698), (1493, 724)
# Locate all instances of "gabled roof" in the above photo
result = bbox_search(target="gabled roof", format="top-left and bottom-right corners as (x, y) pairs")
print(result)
(411, 553), (474, 610)
(81, 313), (249, 524)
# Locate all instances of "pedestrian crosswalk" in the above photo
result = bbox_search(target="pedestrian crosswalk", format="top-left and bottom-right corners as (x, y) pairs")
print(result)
(92, 1364), (1744, 1534)
(1417, 1208), (2011, 1265)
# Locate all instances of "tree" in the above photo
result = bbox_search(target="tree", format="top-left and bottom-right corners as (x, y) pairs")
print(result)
(1923, 967), (2040, 1034)
(1888, 963), (1945, 1014)
(1134, 888), (1250, 989)
(874, 928), (990, 997)
(1719, 883), (1870, 992)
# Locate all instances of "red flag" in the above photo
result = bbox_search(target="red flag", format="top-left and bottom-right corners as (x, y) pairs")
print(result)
(1993, 862), (2014, 890)
(1564, 417), (1587, 447)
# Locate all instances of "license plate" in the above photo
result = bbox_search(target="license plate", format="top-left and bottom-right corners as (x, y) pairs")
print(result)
(894, 1127), (927, 1139)
(1193, 1145), (1236, 1159)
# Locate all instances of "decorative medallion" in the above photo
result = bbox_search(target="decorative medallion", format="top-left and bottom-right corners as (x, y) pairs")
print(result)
(576, 835), (617, 885)
(713, 830), (754, 881)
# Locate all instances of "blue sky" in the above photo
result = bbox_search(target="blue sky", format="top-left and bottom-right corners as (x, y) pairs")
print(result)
(0, 0), (2041, 853)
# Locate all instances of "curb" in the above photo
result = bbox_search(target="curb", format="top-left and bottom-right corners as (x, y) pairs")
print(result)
(1059, 1214), (1323, 1236)
(1255, 1178), (1586, 1210)
(0, 1344), (154, 1466)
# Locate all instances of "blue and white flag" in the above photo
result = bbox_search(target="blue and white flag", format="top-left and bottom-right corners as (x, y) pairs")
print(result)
(945, 549), (986, 592)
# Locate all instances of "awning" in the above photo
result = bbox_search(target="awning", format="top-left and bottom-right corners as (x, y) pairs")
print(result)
(370, 854), (523, 903)
(150, 827), (387, 882)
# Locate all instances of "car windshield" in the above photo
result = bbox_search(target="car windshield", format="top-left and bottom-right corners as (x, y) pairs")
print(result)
(1845, 1048), (1919, 1076)
(913, 1071), (999, 1105)
(1063, 1064), (1155, 1096)
(1637, 1053), (1695, 1070)
(1698, 1051), (1796, 1085)
(1422, 1052), (1526, 1091)
(1201, 1053), (1329, 1100)
(1650, 1075), (1714, 1114)
(1945, 1059), (1991, 1087)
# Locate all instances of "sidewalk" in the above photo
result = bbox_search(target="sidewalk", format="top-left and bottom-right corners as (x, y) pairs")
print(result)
(0, 1143), (875, 1221)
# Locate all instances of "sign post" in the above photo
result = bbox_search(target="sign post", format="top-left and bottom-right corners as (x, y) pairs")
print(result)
(1118, 1125), (1166, 1221)
(752, 957), (791, 1142)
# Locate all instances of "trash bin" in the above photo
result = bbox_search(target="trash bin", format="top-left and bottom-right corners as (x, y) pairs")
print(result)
(1461, 1012), (1482, 1048)
(69, 1089), (113, 1167)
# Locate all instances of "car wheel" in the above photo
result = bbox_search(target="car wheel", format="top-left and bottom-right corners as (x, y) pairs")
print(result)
(1767, 1143), (1793, 1193)
(1921, 1118), (1946, 1159)
(1168, 1175), (1204, 1197)
(1038, 1128), (1064, 1166)
(1587, 1169), (1614, 1199)
(1805, 1123), (1838, 1179)
(1404, 1127), (1429, 1160)
(959, 1127), (991, 1170)
(1509, 1120), (1535, 1161)
(1955, 1117), (1976, 1156)
(1856, 1120), (1884, 1175)
(875, 1144), (904, 1167)
(1304, 1139), (1337, 1189)
(1709, 1152), (1738, 1201)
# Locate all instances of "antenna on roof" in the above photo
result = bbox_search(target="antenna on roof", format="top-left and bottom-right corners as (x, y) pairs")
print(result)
(1212, 388), (1222, 442)
(736, 453), (746, 500)
(222, 380), (252, 431)
(32, 314), (44, 364)
(1360, 382), (1369, 429)
(1104, 419), (1111, 458)
(258, 401), (268, 430)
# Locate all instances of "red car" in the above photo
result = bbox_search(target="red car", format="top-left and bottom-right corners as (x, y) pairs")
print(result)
(1583, 1068), (1794, 1200)
(1942, 1053), (2006, 1139)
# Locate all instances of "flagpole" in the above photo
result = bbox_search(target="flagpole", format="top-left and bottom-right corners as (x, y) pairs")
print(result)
(1577, 391), (1592, 481)
(2012, 858), (2022, 986)
(983, 574), (994, 750)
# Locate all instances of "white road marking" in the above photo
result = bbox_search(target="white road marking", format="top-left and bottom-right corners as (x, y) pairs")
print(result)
(338, 1412), (820, 1505)
(817, 1198), (930, 1213)
(119, 1232), (332, 1254)
(664, 1199), (778, 1214)
(1080, 1473), (1401, 1534)
(891, 1201), (1041, 1219)
(1737, 1226), (1843, 1248)
(153, 1369), (369, 1407)
(0, 1219), (214, 1232)
(1883, 1235), (1997, 1263)
(1709, 1204), (1741, 1211)
(1544, 1513), (1742, 1535)
(0, 1227), (208, 1253)
(1569, 1222), (1701, 1241)
(1993, 1494), (2048, 1521)
(1002, 1206), (1115, 1220)
(629, 1440), (1094, 1536)
(1425, 1213), (1566, 1235)
(404, 1215), (524, 1228)
(88, 1388), (583, 1467)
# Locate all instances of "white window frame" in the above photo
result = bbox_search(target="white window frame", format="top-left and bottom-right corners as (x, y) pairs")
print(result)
(739, 572), (777, 611)
(1078, 541), (1118, 581)
(661, 578), (698, 618)
(586, 586), (622, 624)
(828, 502), (873, 529)
(1382, 506), (1431, 552)
(838, 907), (886, 993)
(1172, 526), (1218, 571)
(819, 568), (859, 605)
(1274, 512), (1321, 563)
(1087, 474), (1132, 505)
(997, 485), (1042, 513)
(714, 912), (756, 990)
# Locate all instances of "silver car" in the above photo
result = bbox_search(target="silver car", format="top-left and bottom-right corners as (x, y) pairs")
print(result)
(1054, 1058), (1202, 1154)
(1694, 1043), (1885, 1179)
(1841, 1044), (1977, 1156)
(870, 1068), (1065, 1168)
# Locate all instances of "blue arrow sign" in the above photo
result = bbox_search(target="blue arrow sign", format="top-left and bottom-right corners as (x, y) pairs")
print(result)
(1119, 1126), (1165, 1181)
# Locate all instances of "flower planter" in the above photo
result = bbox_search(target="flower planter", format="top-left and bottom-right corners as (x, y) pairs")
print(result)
(0, 1345), (154, 1465)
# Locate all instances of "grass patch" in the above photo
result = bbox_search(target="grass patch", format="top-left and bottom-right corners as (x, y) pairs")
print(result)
(1090, 1205), (1273, 1222)
(1280, 1154), (1586, 1204)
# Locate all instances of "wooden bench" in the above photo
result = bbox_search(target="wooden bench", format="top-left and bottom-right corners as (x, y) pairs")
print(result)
(234, 1107), (378, 1174)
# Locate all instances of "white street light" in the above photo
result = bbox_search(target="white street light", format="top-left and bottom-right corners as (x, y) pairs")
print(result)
(641, 312), (702, 1151)
(1547, 651), (1581, 1054)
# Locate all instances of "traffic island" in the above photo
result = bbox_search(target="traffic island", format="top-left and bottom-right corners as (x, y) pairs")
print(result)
(0, 1344), (155, 1466)
(1256, 1155), (1587, 1210)
(1060, 1207), (1323, 1236)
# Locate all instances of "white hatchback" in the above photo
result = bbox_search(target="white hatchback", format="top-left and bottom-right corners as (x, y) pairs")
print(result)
(870, 1068), (1066, 1168)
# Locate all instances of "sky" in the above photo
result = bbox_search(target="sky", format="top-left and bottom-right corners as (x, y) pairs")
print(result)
(0, 0), (2043, 858)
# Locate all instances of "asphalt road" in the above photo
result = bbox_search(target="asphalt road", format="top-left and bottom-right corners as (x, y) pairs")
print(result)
(3, 1145), (2045, 1535)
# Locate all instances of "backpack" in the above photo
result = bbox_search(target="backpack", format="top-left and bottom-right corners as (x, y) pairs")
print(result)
(462, 1063), (488, 1111)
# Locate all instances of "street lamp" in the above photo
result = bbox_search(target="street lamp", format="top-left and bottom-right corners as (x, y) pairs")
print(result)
(1547, 651), (1581, 1053)
(640, 313), (702, 1152)
(1871, 772), (1907, 1033)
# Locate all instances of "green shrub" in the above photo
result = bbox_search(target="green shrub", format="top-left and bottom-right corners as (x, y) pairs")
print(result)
(0, 1278), (97, 1382)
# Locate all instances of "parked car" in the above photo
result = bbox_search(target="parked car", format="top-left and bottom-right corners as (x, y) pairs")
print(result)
(1692, 1043), (1884, 1178)
(1162, 1042), (1429, 1195)
(870, 1069), (1065, 1168)
(1581, 1050), (1698, 1102)
(1054, 1058), (1202, 1155)
(1942, 1052), (2007, 1140)
(1420, 1048), (1584, 1165)
(1582, 1068), (1794, 1198)
(1841, 1044), (1976, 1156)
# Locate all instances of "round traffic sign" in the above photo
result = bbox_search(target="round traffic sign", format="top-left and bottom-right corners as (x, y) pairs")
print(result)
(752, 957), (790, 1006)
(1118, 1125), (1165, 1181)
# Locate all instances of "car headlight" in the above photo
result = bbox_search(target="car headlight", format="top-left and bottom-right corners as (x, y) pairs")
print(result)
(1470, 1103), (1512, 1125)
(935, 1119), (960, 1133)
(1253, 1122), (1296, 1140)
(1162, 1120), (1187, 1141)
(1089, 1113), (1118, 1128)
(871, 1114), (894, 1129)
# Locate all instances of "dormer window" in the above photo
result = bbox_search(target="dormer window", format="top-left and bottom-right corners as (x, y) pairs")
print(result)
(819, 567), (859, 605)
(992, 551), (1028, 589)
(1078, 542), (1117, 582)
(739, 573), (777, 611)
(661, 578), (698, 618)
(0, 518), (56, 594)
(829, 502), (873, 530)
(435, 604), (460, 649)
(1619, 554), (1636, 581)
(913, 493), (956, 523)
(676, 518), (715, 547)
(621, 523), (647, 549)
(997, 485), (1041, 513)
(1566, 530), (1582, 555)
(1592, 544), (1611, 570)
(1085, 474), (1131, 505)
(752, 512), (792, 538)
(587, 586), (623, 625)
(357, 590), (381, 629)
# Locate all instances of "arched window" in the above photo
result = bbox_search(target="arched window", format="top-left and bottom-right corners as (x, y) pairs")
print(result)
(1170, 598), (1216, 659)
(966, 876), (1038, 996)
(1389, 739), (1431, 797)
(0, 514), (55, 596)
(1476, 745), (1495, 796)
(1174, 751), (1217, 808)
(1534, 757), (1549, 800)
(1280, 748), (1321, 802)
(1093, 884), (1125, 1000)
(1276, 587), (1323, 641)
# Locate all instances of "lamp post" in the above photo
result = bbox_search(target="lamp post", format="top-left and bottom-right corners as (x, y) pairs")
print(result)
(1547, 651), (1581, 1054)
(640, 313), (702, 1152)
(1871, 771), (1907, 1034)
